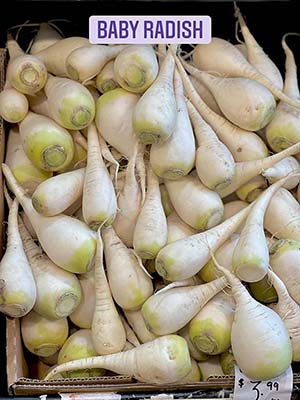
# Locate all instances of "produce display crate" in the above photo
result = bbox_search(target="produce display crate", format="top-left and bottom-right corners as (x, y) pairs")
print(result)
(1, 0), (300, 397)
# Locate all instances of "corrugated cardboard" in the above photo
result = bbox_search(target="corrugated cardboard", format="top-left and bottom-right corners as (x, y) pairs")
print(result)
(1, 48), (300, 397)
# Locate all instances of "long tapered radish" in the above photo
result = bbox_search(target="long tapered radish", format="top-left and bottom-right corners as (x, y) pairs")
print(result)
(30, 22), (63, 55)
(83, 123), (117, 230)
(155, 204), (251, 282)
(178, 325), (208, 362)
(66, 45), (127, 82)
(21, 311), (68, 357)
(6, 35), (48, 94)
(265, 188), (300, 241)
(70, 272), (95, 329)
(232, 176), (294, 282)
(269, 239), (300, 304)
(102, 226), (153, 311)
(0, 86), (28, 123)
(235, 7), (283, 91)
(58, 329), (105, 378)
(236, 175), (267, 203)
(92, 229), (126, 355)
(142, 277), (226, 336)
(45, 335), (192, 383)
(249, 275), (278, 304)
(214, 260), (292, 380)
(121, 316), (140, 347)
(19, 111), (74, 172)
(217, 141), (300, 198)
(150, 70), (195, 179)
(199, 234), (240, 283)
(2, 163), (96, 274)
(0, 198), (36, 317)
(190, 75), (223, 116)
(35, 37), (90, 77)
(124, 309), (157, 344)
(268, 270), (300, 361)
(167, 211), (196, 244)
(262, 156), (300, 189)
(174, 54), (268, 161)
(132, 51), (177, 144)
(32, 168), (85, 217)
(192, 38), (299, 109)
(17, 216), (82, 320)
(183, 60), (276, 131)
(266, 34), (300, 152)
(96, 60), (119, 93)
(114, 45), (158, 93)
(113, 146), (142, 247)
(95, 88), (139, 158)
(5, 126), (52, 194)
(235, 43), (248, 59)
(133, 166), (167, 259)
(187, 100), (235, 190)
(164, 172), (224, 231)
(189, 292), (235, 355)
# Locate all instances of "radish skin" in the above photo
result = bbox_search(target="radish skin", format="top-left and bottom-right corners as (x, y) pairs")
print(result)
(192, 38), (298, 109)
(215, 260), (292, 380)
(103, 226), (153, 311)
(263, 156), (300, 190)
(96, 60), (119, 93)
(5, 127), (52, 194)
(124, 309), (157, 344)
(167, 211), (196, 244)
(114, 45), (158, 93)
(133, 51), (177, 144)
(70, 272), (95, 329)
(92, 229), (126, 355)
(160, 183), (174, 217)
(133, 166), (168, 259)
(30, 22), (63, 55)
(44, 335), (192, 383)
(156, 204), (251, 282)
(178, 325), (209, 362)
(0, 87), (28, 123)
(2, 163), (96, 274)
(174, 54), (268, 162)
(0, 198), (36, 317)
(150, 70), (195, 179)
(19, 111), (74, 172)
(220, 350), (235, 375)
(249, 276), (278, 304)
(187, 100), (235, 190)
(235, 44), (248, 59)
(198, 356), (224, 381)
(83, 123), (117, 230)
(190, 75), (223, 116)
(164, 173), (224, 231)
(141, 277), (227, 335)
(21, 311), (68, 357)
(236, 175), (267, 203)
(32, 168), (85, 216)
(178, 358), (201, 383)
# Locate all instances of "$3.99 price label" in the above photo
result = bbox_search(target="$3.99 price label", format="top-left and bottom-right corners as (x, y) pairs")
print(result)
(233, 365), (293, 400)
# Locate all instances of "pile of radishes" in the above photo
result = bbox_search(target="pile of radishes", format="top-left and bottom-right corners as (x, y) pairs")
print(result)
(0, 6), (300, 384)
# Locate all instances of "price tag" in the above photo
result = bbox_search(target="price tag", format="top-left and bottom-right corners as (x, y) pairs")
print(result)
(233, 365), (293, 400)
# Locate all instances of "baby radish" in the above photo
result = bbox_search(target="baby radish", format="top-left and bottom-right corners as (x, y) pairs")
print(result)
(249, 276), (278, 304)
(263, 156), (300, 190)
(2, 163), (96, 274)
(189, 292), (235, 355)
(150, 70), (195, 179)
(96, 60), (119, 93)
(70, 272), (95, 329)
(124, 309), (157, 344)
(5, 126), (52, 194)
(21, 311), (68, 357)
(32, 168), (85, 216)
(0, 85), (28, 123)
(102, 226), (153, 311)
(30, 22), (63, 55)
(57, 329), (105, 378)
(164, 172), (224, 231)
(66, 44), (127, 81)
(0, 198), (36, 317)
(187, 100), (235, 190)
(167, 211), (196, 244)
(236, 175), (267, 203)
(141, 277), (227, 335)
(92, 229), (126, 355)
(215, 259), (292, 380)
(178, 325), (209, 362)
(198, 356), (224, 381)
(156, 204), (251, 282)
(220, 350), (235, 375)
(132, 51), (177, 144)
(19, 111), (74, 172)
(190, 75), (223, 116)
(45, 335), (192, 384)
(133, 166), (168, 259)
(114, 45), (158, 93)
(83, 123), (117, 230)
(6, 35), (47, 94)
